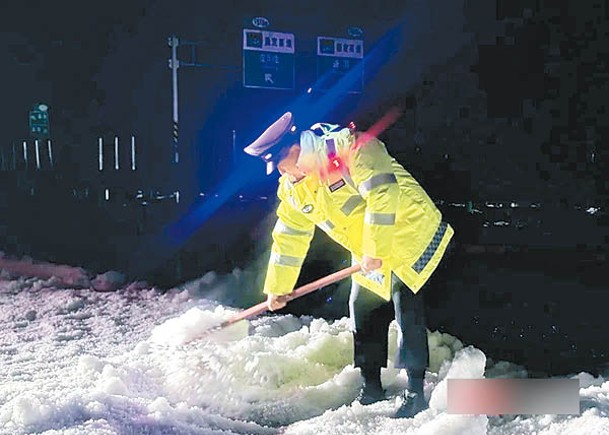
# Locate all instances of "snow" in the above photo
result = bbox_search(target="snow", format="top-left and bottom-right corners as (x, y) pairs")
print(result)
(1, 265), (609, 434)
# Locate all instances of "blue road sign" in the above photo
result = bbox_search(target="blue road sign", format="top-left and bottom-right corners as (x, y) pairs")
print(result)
(243, 29), (295, 90)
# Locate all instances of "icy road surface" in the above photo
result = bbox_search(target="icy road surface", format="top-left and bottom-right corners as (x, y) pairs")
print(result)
(1, 271), (608, 434)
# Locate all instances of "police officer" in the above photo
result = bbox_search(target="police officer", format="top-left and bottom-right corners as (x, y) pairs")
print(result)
(243, 112), (454, 418)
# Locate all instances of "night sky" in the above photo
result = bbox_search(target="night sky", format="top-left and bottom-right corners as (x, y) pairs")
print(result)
(2, 0), (607, 199)
(1, 1), (404, 134)
(1, 0), (609, 375)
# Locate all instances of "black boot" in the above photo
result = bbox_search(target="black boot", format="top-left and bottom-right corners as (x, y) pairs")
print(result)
(357, 366), (386, 405)
(395, 391), (428, 418)
(395, 369), (428, 418)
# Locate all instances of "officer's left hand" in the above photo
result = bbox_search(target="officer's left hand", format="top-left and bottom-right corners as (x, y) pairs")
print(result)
(361, 256), (382, 274)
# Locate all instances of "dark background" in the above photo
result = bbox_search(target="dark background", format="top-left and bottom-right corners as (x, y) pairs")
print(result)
(1, 0), (608, 377)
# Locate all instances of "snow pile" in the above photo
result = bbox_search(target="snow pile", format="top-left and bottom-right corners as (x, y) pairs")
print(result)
(149, 305), (250, 345)
(429, 346), (487, 412)
(147, 315), (361, 426)
(1, 271), (609, 434)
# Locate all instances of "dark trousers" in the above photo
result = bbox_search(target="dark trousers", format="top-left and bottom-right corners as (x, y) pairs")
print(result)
(349, 274), (429, 374)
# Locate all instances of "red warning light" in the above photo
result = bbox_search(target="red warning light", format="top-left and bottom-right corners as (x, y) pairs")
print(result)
(328, 153), (342, 171)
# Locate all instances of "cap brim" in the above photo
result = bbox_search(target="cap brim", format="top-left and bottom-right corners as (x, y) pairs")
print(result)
(243, 112), (294, 158)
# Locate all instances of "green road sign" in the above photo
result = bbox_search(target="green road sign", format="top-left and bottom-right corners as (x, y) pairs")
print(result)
(29, 103), (50, 138)
(317, 36), (364, 94)
(243, 29), (295, 90)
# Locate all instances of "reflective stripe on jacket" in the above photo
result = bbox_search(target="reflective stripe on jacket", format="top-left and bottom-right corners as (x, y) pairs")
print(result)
(263, 127), (454, 300)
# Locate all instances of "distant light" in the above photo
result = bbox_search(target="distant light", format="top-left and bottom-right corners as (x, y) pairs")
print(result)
(34, 139), (41, 170)
(114, 136), (119, 171)
(98, 137), (103, 171)
(38, 104), (48, 111)
(307, 87), (313, 94)
(290, 125), (297, 132)
(104, 189), (110, 201)
(22, 141), (28, 168)
(587, 207), (600, 215)
(131, 136), (136, 171)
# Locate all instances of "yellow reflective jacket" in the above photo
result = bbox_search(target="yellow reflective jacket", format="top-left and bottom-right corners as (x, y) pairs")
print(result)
(263, 125), (454, 300)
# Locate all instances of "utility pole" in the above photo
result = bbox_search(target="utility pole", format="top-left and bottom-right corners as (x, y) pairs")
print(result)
(168, 35), (180, 165)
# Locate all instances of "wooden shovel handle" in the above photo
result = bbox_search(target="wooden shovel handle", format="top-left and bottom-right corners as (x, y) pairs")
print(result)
(214, 264), (361, 332)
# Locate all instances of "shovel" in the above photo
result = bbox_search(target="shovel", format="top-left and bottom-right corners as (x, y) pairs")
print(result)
(195, 264), (361, 340)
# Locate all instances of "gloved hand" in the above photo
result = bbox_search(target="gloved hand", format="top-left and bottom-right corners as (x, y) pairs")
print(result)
(360, 255), (383, 274)
(267, 293), (288, 311)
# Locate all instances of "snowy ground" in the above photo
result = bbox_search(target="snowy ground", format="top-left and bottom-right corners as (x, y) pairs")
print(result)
(1, 267), (609, 435)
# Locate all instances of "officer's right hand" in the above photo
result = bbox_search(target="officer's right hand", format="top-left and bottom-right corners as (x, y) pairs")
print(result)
(360, 255), (383, 274)
(267, 294), (288, 311)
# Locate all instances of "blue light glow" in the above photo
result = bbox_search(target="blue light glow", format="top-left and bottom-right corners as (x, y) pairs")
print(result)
(164, 161), (266, 246)
(164, 23), (406, 249)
